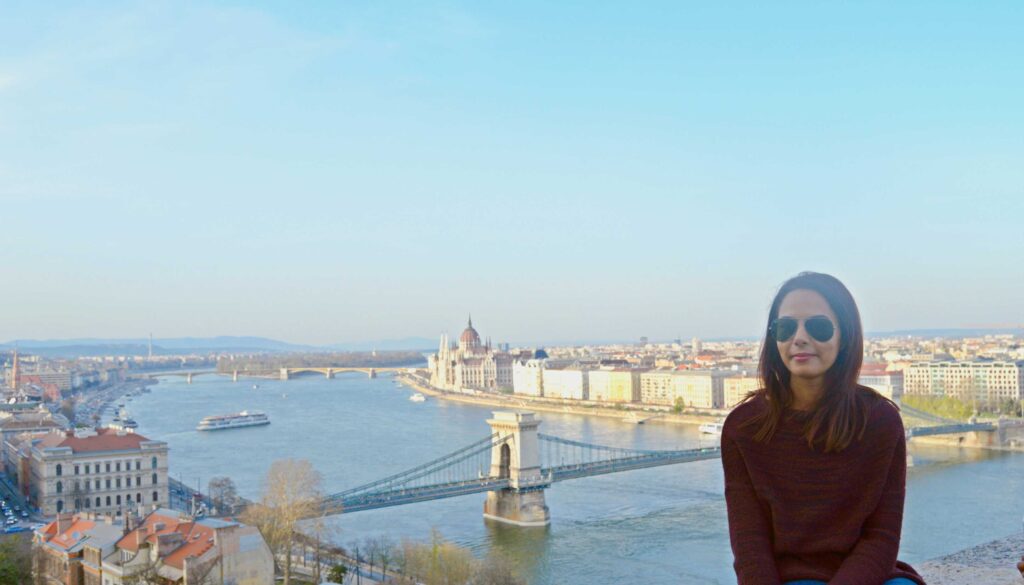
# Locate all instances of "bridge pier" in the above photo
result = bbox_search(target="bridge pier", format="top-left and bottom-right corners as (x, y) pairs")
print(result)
(368, 368), (377, 379)
(483, 412), (550, 527)
(186, 373), (193, 384)
(279, 368), (290, 381)
(326, 368), (334, 379)
(232, 370), (238, 382)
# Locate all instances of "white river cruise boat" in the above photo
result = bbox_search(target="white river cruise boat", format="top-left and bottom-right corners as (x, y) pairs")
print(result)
(196, 411), (270, 431)
(698, 421), (724, 435)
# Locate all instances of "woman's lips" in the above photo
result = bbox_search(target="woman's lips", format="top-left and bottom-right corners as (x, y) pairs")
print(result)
(792, 354), (815, 362)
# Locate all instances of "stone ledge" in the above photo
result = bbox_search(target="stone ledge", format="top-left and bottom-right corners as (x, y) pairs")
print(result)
(917, 533), (1022, 585)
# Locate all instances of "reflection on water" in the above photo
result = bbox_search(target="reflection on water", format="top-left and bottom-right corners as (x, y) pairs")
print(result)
(128, 374), (1024, 585)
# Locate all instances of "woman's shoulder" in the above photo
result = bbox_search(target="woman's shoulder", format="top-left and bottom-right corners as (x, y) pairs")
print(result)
(857, 386), (905, 435)
(722, 391), (767, 437)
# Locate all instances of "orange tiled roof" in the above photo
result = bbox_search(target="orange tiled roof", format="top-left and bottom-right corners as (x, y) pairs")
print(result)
(36, 428), (151, 453)
(40, 518), (97, 552)
(117, 512), (216, 569)
(161, 523), (216, 569)
(117, 511), (181, 552)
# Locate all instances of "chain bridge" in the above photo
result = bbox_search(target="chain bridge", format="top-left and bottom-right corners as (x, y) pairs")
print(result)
(318, 411), (720, 526)
(302, 410), (1009, 526)
(176, 409), (1012, 526)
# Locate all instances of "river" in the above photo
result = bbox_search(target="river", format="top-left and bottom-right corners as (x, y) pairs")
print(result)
(119, 373), (1024, 584)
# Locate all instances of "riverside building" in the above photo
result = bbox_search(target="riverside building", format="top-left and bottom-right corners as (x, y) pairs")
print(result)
(427, 317), (514, 392)
(858, 364), (904, 401)
(673, 371), (729, 409)
(904, 360), (1024, 403)
(588, 368), (643, 403)
(512, 355), (547, 397)
(723, 375), (760, 408)
(9, 427), (169, 516)
(541, 366), (590, 400)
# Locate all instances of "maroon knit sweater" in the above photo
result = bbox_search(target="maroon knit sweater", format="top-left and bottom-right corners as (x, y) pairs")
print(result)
(721, 390), (926, 585)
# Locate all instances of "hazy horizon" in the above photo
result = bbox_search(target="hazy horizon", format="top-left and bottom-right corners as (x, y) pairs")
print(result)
(3, 2), (1022, 344)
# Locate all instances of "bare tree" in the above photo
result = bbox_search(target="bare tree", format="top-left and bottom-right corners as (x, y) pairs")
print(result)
(375, 535), (396, 583)
(470, 553), (525, 585)
(241, 459), (322, 585)
(207, 476), (239, 516)
(399, 529), (475, 585)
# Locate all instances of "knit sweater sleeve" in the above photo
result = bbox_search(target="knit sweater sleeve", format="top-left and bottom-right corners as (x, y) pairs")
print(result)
(829, 405), (907, 585)
(722, 420), (782, 585)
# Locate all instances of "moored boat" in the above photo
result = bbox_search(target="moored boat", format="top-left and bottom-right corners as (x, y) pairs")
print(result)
(699, 421), (724, 435)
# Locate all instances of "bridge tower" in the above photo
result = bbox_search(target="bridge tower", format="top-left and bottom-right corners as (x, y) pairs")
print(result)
(483, 411), (550, 527)
(279, 368), (290, 381)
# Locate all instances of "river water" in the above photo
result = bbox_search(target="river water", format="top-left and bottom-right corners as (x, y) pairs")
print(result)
(121, 373), (1024, 584)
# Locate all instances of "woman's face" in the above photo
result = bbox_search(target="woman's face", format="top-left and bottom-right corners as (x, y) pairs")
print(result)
(775, 289), (841, 382)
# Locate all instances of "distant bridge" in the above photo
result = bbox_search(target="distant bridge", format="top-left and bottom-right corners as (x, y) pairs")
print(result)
(144, 370), (218, 384)
(278, 367), (407, 380)
(143, 367), (410, 383)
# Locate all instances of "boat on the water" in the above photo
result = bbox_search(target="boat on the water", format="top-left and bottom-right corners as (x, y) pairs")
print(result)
(699, 421), (724, 435)
(409, 393), (426, 403)
(197, 411), (270, 431)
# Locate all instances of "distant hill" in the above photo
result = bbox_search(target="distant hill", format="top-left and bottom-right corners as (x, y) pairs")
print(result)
(0, 336), (319, 357)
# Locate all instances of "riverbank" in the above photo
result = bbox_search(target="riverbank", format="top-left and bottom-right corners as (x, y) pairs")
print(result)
(918, 532), (1023, 584)
(396, 374), (726, 427)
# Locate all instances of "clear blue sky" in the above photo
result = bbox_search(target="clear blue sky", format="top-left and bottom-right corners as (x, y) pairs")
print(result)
(2, 1), (1022, 345)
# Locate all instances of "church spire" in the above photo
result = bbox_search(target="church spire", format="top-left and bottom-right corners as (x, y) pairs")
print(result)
(468, 314), (473, 329)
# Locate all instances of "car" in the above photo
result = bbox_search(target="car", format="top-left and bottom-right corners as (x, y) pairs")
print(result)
(2, 526), (27, 534)
(4, 519), (16, 526)
(20, 512), (28, 518)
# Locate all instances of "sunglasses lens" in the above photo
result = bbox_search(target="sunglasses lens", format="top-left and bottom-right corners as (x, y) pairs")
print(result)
(805, 317), (835, 342)
(771, 318), (798, 342)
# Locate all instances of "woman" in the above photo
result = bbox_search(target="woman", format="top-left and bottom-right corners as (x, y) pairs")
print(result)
(722, 272), (925, 585)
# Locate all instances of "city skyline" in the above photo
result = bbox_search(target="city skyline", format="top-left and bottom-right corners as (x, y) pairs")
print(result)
(2, 2), (1022, 344)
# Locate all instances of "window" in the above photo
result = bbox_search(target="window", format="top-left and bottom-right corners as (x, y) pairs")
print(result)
(56, 481), (63, 494)
(105, 462), (110, 473)
(116, 478), (121, 489)
(151, 457), (157, 469)
(116, 462), (121, 472)
(74, 465), (79, 475)
(56, 500), (63, 513)
(85, 464), (90, 474)
(136, 476), (141, 487)
(105, 479), (111, 489)
(106, 496), (111, 506)
(152, 473), (157, 485)
(84, 498), (90, 509)
(135, 460), (141, 471)
(116, 495), (121, 505)
(56, 464), (62, 477)
(95, 497), (101, 508)
(152, 491), (158, 503)
(137, 493), (142, 503)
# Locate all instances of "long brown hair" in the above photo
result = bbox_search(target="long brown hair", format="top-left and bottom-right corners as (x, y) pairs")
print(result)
(745, 272), (885, 452)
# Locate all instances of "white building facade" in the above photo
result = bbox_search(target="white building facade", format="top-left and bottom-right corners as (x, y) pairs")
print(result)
(427, 318), (514, 392)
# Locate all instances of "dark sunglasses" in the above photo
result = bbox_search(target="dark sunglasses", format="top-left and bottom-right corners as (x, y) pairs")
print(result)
(769, 316), (836, 343)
